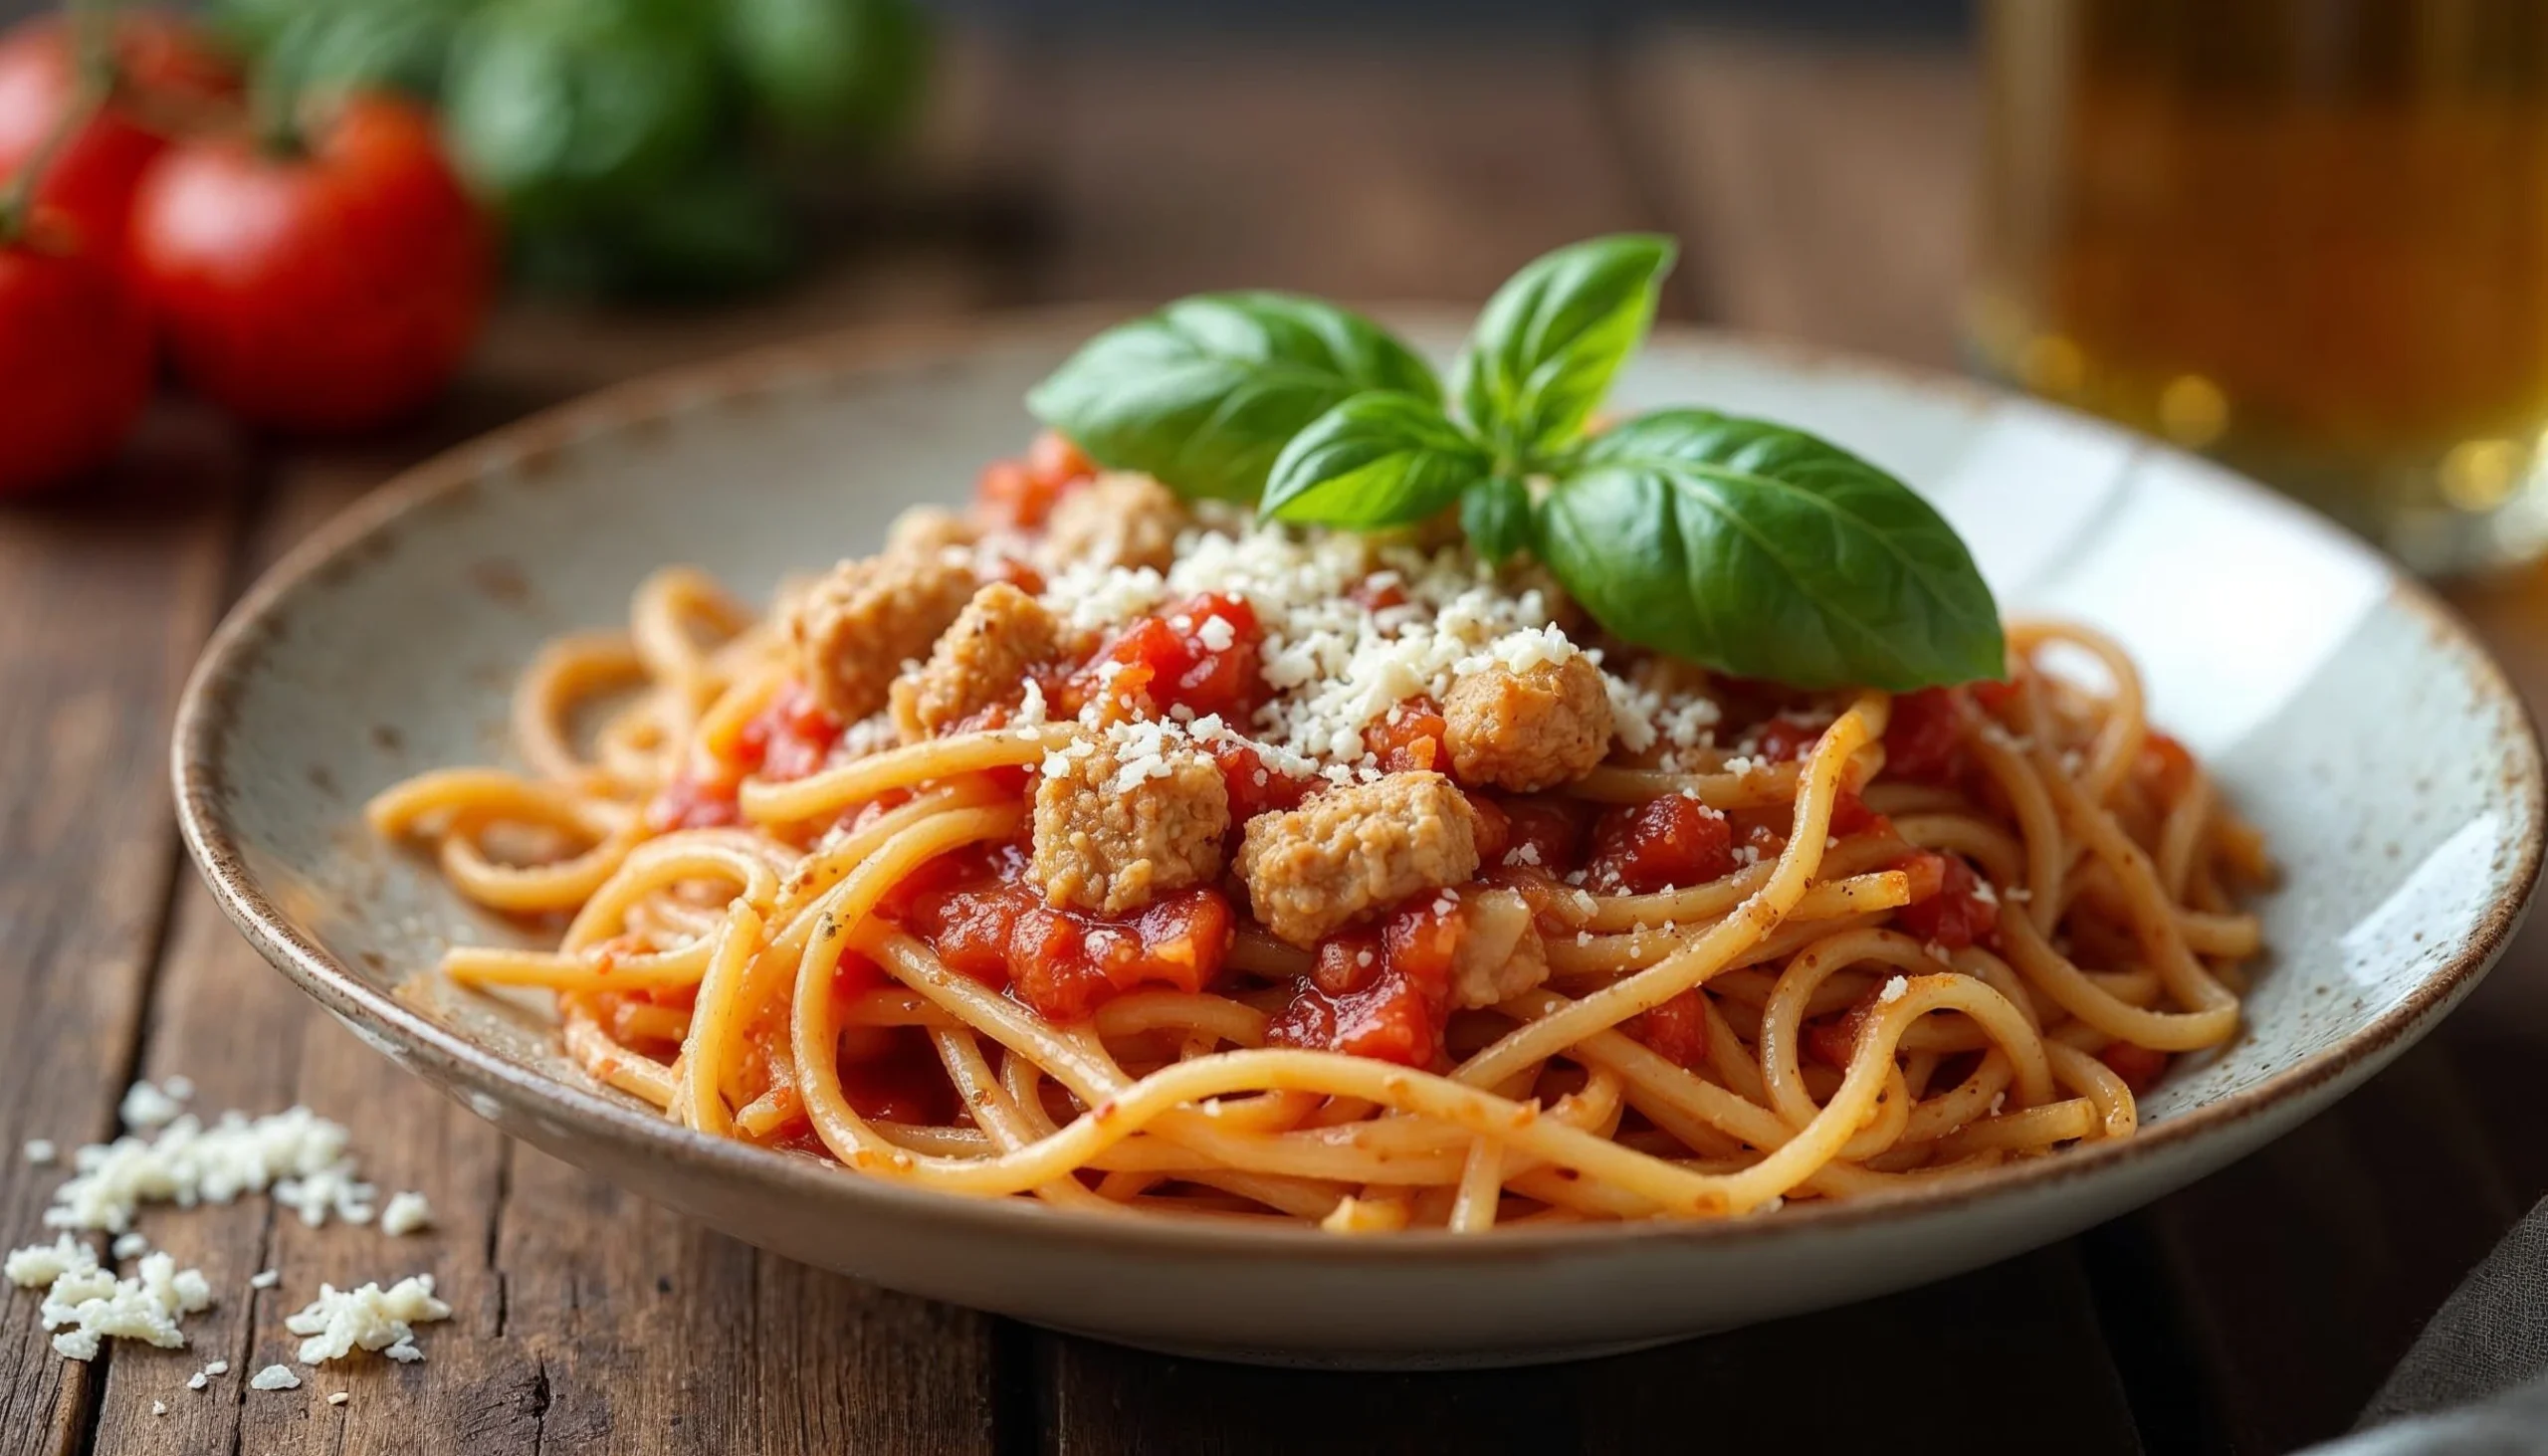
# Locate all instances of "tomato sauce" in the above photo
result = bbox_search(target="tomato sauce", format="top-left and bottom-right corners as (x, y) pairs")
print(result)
(1067, 591), (1268, 725)
(1882, 686), (1969, 786)
(973, 429), (1097, 529)
(1631, 990), (1710, 1070)
(1496, 796), (1593, 874)
(1586, 794), (1737, 894)
(1366, 698), (1448, 773)
(1893, 851), (1997, 949)
(2096, 1040), (2171, 1096)
(1266, 895), (1465, 1068)
(899, 843), (1235, 1022)
(1209, 738), (1317, 819)
(836, 1026), (958, 1125)
(1804, 988), (1883, 1069)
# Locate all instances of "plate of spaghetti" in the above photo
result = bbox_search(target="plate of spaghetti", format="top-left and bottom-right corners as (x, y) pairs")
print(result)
(176, 238), (2543, 1366)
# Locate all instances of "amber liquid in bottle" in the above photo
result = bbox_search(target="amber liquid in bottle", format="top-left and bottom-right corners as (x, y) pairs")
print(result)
(1971, 0), (2548, 573)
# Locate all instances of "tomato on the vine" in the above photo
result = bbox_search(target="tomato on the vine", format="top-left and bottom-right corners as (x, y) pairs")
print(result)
(0, 9), (238, 249)
(127, 93), (492, 433)
(0, 209), (152, 495)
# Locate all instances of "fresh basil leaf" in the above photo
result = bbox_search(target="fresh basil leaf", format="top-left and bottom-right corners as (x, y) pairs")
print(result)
(1026, 293), (1439, 503)
(1538, 410), (2004, 691)
(1460, 475), (1534, 564)
(1261, 393), (1489, 528)
(1454, 234), (1676, 462)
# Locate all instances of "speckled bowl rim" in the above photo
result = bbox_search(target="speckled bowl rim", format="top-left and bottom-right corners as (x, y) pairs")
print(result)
(173, 306), (2548, 1265)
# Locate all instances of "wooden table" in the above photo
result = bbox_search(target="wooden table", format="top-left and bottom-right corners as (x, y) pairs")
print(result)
(7, 23), (2546, 1454)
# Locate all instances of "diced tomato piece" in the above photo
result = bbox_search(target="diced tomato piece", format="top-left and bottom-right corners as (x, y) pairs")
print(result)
(1804, 991), (1882, 1070)
(1632, 990), (1710, 1070)
(1074, 591), (1267, 723)
(1883, 687), (1969, 785)
(1969, 678), (2020, 713)
(644, 770), (742, 832)
(833, 948), (887, 997)
(2097, 1040), (2171, 1096)
(1829, 785), (1892, 839)
(1209, 737), (1317, 819)
(1586, 795), (1737, 894)
(1751, 714), (1828, 762)
(1894, 851), (1997, 949)
(1350, 574), (1408, 611)
(973, 460), (1054, 530)
(974, 431), (1100, 530)
(1027, 429), (1097, 490)
(736, 683), (845, 783)
(2141, 730), (2196, 802)
(1367, 697), (1447, 773)
(1496, 796), (1592, 875)
(1267, 896), (1463, 1067)
(898, 849), (1234, 1023)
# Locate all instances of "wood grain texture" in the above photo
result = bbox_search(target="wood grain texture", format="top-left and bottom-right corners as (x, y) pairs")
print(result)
(1620, 28), (1976, 368)
(0, 408), (248, 1456)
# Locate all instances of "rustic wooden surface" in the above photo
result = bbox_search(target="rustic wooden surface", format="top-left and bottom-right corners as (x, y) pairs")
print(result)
(4, 21), (2544, 1455)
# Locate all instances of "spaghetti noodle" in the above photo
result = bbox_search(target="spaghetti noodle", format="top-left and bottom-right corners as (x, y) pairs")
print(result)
(370, 434), (2270, 1231)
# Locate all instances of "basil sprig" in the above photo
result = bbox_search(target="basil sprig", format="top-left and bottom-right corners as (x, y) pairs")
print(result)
(1026, 292), (1438, 502)
(1023, 235), (2006, 690)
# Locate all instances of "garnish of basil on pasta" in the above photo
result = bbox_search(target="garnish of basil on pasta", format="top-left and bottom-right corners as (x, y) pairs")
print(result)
(1026, 233), (2006, 692)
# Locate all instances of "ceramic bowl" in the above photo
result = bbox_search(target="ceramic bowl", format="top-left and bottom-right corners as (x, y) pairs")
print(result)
(173, 311), (2545, 1368)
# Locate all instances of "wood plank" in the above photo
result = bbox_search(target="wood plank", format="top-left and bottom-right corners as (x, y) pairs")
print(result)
(1030, 34), (1660, 306)
(1618, 27), (1976, 367)
(77, 26), (1036, 1455)
(0, 406), (249, 1456)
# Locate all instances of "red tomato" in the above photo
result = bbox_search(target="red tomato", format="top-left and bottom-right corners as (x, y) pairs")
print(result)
(1631, 990), (1710, 1071)
(1585, 794), (1736, 895)
(0, 10), (237, 250)
(1268, 897), (1463, 1068)
(1497, 796), (1593, 875)
(1883, 687), (1969, 784)
(1366, 698), (1447, 773)
(1894, 851), (1998, 949)
(0, 213), (150, 494)
(1208, 737), (1316, 820)
(127, 94), (491, 433)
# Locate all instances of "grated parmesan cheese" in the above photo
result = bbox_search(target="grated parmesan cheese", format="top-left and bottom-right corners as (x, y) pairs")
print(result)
(110, 1232), (148, 1260)
(43, 1099), (376, 1234)
(284, 1275), (451, 1365)
(8, 1245), (214, 1361)
(118, 1080), (188, 1132)
(249, 1364), (300, 1391)
(22, 1140), (54, 1166)
(328, 1391), (350, 1406)
(1025, 515), (1717, 781)
(1878, 975), (1909, 1005)
(379, 1192), (433, 1237)
(250, 1269), (279, 1290)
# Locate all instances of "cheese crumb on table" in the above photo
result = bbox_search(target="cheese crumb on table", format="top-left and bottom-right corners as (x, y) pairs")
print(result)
(250, 1269), (279, 1290)
(21, 1140), (53, 1165)
(110, 1232), (147, 1260)
(6, 1244), (214, 1361)
(41, 1097), (377, 1234)
(249, 1364), (300, 1391)
(285, 1275), (452, 1364)
(327, 1391), (350, 1406)
(379, 1191), (433, 1237)
(150, 1400), (166, 1416)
